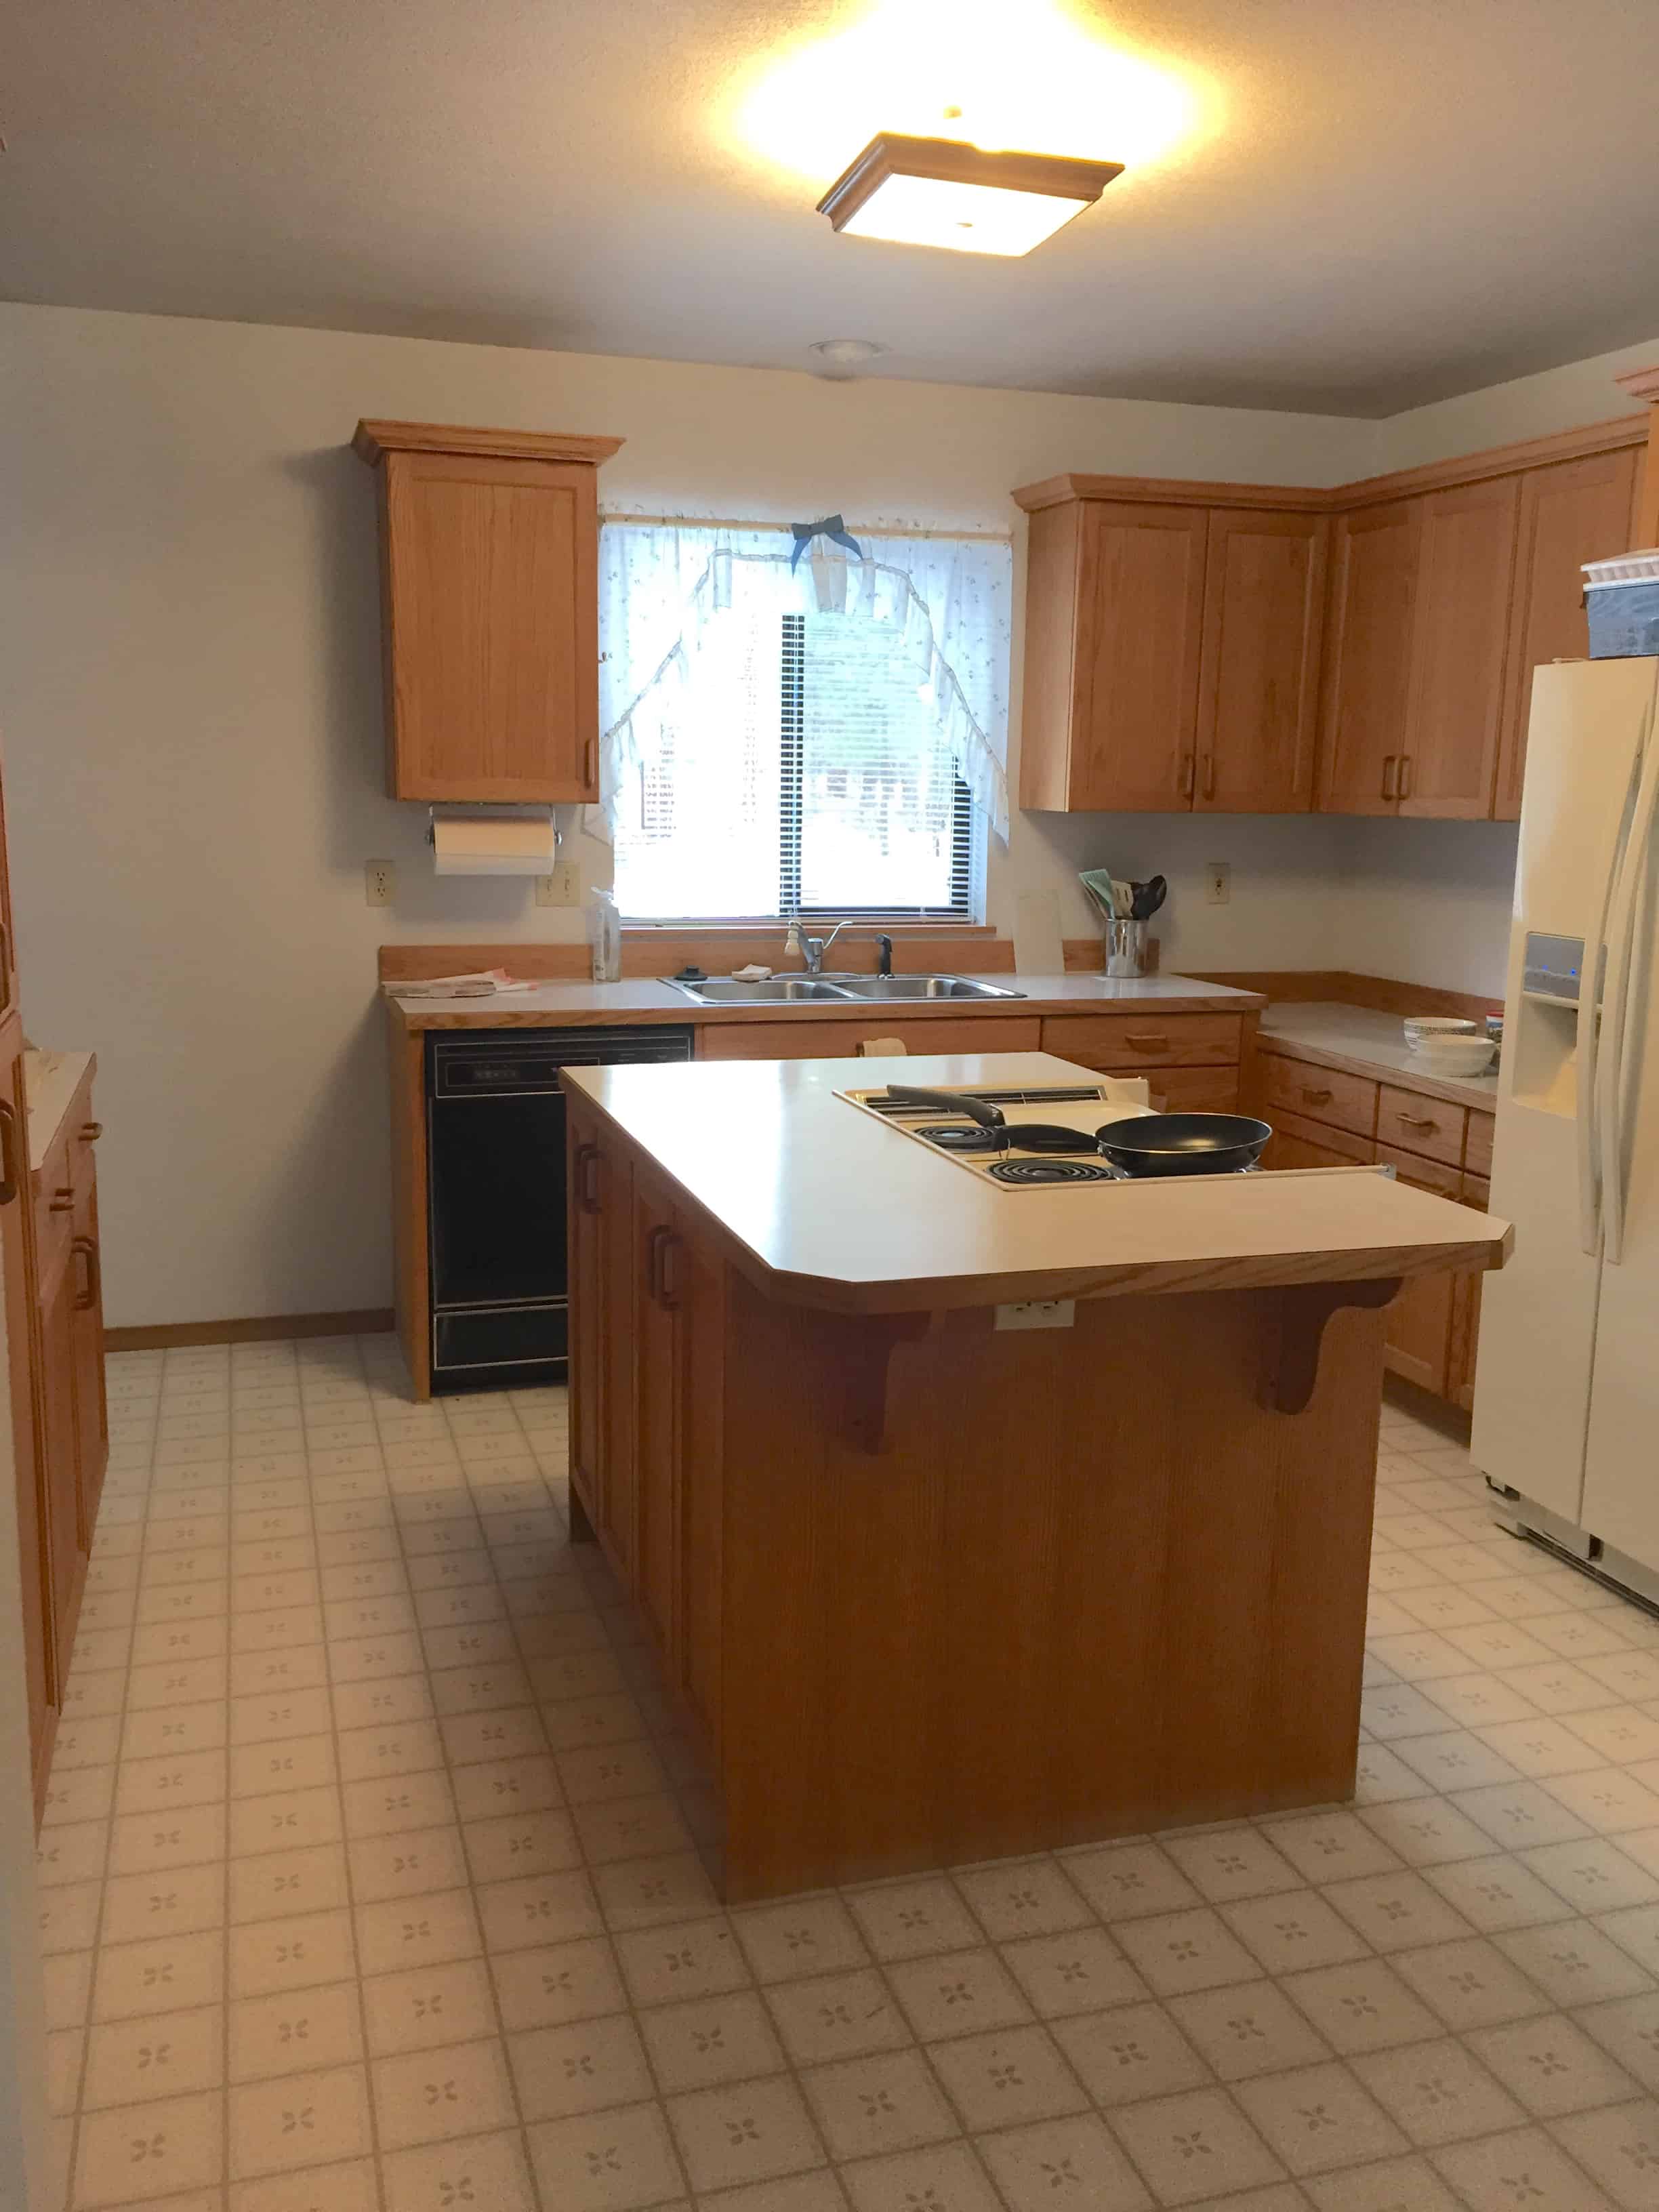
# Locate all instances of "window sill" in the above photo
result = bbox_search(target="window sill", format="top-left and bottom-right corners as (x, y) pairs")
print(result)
(621, 921), (996, 938)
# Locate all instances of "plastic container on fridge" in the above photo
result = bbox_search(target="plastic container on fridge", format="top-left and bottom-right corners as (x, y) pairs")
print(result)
(1584, 550), (1659, 658)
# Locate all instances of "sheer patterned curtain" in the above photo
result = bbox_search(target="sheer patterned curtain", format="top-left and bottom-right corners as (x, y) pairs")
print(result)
(594, 520), (1013, 850)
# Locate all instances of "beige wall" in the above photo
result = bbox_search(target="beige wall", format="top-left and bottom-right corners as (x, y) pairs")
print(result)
(0, 303), (1641, 1323)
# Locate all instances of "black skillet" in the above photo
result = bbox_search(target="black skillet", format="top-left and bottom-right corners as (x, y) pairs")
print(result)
(1094, 1111), (1273, 1177)
(882, 1084), (1096, 1154)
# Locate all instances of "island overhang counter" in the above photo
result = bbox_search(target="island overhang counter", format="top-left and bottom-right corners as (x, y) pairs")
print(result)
(560, 1050), (1511, 1901)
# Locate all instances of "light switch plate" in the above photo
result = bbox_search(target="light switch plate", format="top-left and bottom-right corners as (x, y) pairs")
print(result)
(535, 861), (581, 907)
(995, 1299), (1076, 1332)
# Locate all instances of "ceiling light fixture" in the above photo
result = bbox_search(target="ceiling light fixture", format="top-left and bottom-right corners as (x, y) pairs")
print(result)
(817, 131), (1123, 256)
(808, 337), (888, 378)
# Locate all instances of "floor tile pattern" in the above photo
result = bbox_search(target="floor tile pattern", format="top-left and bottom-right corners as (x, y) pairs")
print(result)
(38, 1339), (1659, 2208)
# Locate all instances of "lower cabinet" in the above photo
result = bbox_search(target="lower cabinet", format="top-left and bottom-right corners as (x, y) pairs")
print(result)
(633, 1162), (684, 1664)
(0, 1018), (52, 1802)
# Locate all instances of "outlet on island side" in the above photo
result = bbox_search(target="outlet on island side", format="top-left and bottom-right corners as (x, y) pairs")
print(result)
(365, 860), (396, 907)
(1205, 861), (1231, 905)
(535, 860), (581, 907)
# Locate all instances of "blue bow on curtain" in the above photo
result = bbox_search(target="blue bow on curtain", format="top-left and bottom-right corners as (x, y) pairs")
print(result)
(790, 514), (865, 571)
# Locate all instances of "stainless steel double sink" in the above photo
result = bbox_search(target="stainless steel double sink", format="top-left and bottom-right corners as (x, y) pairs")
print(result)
(663, 973), (1027, 1004)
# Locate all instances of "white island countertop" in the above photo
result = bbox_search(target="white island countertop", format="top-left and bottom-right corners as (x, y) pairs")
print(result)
(564, 1048), (1509, 1312)
(387, 970), (1265, 1031)
(1259, 1002), (1502, 1108)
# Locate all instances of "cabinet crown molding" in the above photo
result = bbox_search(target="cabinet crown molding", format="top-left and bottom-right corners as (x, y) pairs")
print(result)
(352, 419), (626, 468)
(1614, 365), (1659, 404)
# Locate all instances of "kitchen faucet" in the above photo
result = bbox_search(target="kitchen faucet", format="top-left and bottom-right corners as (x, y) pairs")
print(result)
(785, 917), (850, 975)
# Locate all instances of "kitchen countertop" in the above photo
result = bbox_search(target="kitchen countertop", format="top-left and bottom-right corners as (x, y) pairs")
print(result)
(563, 1048), (1509, 1312)
(24, 1048), (94, 1174)
(1259, 1002), (1501, 1109)
(386, 970), (1265, 1032)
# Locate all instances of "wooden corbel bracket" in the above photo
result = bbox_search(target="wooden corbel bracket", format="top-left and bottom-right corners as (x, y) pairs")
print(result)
(1261, 1279), (1401, 1416)
(834, 1312), (937, 1452)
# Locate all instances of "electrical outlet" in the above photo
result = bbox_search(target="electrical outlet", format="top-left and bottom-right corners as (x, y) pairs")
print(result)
(1205, 861), (1231, 906)
(535, 860), (581, 907)
(995, 1299), (1076, 1332)
(365, 860), (396, 907)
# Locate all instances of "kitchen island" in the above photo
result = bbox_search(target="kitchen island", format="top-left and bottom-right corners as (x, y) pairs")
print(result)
(565, 1049), (1511, 1901)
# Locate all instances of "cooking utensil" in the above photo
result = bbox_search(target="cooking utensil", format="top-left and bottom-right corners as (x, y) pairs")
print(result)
(883, 1086), (1103, 1156)
(1131, 875), (1167, 920)
(1094, 1111), (1273, 1177)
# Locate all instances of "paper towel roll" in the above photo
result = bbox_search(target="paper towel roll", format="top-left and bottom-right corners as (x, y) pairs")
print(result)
(431, 811), (558, 876)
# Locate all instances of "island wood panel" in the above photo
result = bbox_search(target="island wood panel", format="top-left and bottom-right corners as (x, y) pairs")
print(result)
(1400, 475), (1520, 819)
(1495, 445), (1644, 820)
(1195, 508), (1328, 813)
(695, 1016), (1043, 1060)
(1317, 499), (1423, 815)
(1069, 502), (1208, 811)
(713, 1271), (1385, 1896)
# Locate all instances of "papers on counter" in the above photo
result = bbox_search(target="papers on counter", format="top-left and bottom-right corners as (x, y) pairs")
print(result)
(386, 968), (533, 1000)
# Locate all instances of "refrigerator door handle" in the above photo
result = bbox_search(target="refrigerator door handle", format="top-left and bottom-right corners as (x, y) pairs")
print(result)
(1599, 690), (1659, 1267)
(1576, 728), (1645, 1256)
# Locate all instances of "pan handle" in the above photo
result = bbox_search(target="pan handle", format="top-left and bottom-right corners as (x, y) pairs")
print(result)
(884, 1084), (1006, 1130)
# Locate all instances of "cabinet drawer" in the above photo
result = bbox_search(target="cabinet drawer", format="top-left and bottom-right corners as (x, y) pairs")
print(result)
(1463, 1173), (1490, 1210)
(1142, 1065), (1240, 1113)
(1039, 1013), (1242, 1069)
(1264, 1107), (1375, 1169)
(1258, 1054), (1378, 1139)
(1465, 1110), (1494, 1178)
(1376, 1142), (1462, 1199)
(696, 1016), (1043, 1061)
(1378, 1084), (1467, 1168)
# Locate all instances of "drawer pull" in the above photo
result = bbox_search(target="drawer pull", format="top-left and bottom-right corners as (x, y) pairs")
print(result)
(1398, 754), (1415, 800)
(1179, 752), (1195, 798)
(1382, 755), (1399, 800)
(1396, 1113), (1439, 1132)
(583, 737), (598, 788)
(647, 1224), (680, 1311)
(1201, 754), (1216, 800)
(0, 1099), (18, 1206)
(1300, 1086), (1334, 1105)
(81, 1122), (103, 1142)
(71, 1236), (101, 1313)
(49, 1187), (74, 1213)
(1124, 1033), (1171, 1051)
(573, 1142), (601, 1214)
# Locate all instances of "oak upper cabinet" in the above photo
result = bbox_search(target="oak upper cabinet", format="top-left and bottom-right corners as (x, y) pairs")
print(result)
(1017, 491), (1206, 811)
(1399, 476), (1520, 819)
(354, 419), (623, 804)
(1195, 508), (1328, 812)
(1494, 445), (1643, 819)
(1317, 499), (1423, 815)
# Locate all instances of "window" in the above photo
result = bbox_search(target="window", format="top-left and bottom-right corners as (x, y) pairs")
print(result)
(613, 607), (972, 921)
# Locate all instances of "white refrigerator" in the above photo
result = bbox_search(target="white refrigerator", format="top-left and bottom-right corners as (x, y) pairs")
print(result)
(1473, 655), (1659, 1589)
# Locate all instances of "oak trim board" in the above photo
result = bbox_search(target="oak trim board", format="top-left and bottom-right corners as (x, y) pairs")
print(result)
(353, 419), (625, 467)
(106, 1309), (394, 1351)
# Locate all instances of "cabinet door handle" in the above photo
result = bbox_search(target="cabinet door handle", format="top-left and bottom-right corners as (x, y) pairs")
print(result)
(573, 1142), (601, 1213)
(0, 1099), (18, 1206)
(50, 1187), (74, 1213)
(583, 737), (598, 788)
(647, 1224), (681, 1311)
(1396, 1112), (1439, 1132)
(1124, 1032), (1170, 1051)
(71, 1235), (101, 1313)
(1381, 755), (1399, 800)
(81, 1122), (103, 1142)
(1179, 751), (1195, 797)
(1201, 754), (1216, 800)
(1398, 753), (1415, 800)
(1300, 1086), (1334, 1105)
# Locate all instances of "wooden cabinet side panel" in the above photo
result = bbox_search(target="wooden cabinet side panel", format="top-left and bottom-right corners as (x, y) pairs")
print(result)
(1016, 502), (1082, 811)
(1317, 500), (1422, 815)
(0, 1020), (52, 1797)
(1196, 510), (1328, 813)
(1401, 476), (1519, 818)
(382, 451), (598, 802)
(598, 1148), (638, 1578)
(1494, 446), (1643, 820)
(388, 1021), (431, 1401)
(1070, 503), (1208, 811)
(678, 1240), (726, 1755)
(70, 1094), (107, 1537)
(566, 1099), (604, 1522)
(633, 1166), (680, 1660)
(39, 1264), (86, 1679)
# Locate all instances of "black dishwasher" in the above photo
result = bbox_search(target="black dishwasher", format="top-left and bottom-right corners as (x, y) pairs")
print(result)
(425, 1025), (695, 1392)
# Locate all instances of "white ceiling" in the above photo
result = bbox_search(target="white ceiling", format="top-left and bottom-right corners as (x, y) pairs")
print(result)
(6, 0), (1659, 417)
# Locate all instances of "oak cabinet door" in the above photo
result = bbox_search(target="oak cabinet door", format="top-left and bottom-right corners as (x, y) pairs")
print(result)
(1380, 1155), (1459, 1395)
(1318, 500), (1422, 815)
(1399, 477), (1519, 819)
(1069, 504), (1208, 811)
(1195, 510), (1327, 813)
(1494, 446), (1643, 819)
(380, 450), (600, 802)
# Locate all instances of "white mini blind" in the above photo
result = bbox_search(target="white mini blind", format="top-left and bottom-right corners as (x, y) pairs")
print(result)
(613, 605), (972, 921)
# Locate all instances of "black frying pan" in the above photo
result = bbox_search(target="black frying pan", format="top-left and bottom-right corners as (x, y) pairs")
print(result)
(1094, 1111), (1273, 1177)
(882, 1084), (1096, 1155)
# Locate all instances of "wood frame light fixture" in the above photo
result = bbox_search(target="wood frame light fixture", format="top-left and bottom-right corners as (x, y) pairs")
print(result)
(817, 131), (1124, 256)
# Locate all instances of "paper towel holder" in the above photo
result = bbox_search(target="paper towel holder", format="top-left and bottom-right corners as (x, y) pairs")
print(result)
(427, 804), (561, 877)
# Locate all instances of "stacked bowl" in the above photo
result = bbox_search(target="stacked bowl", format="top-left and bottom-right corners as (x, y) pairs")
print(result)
(1401, 1016), (1496, 1077)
